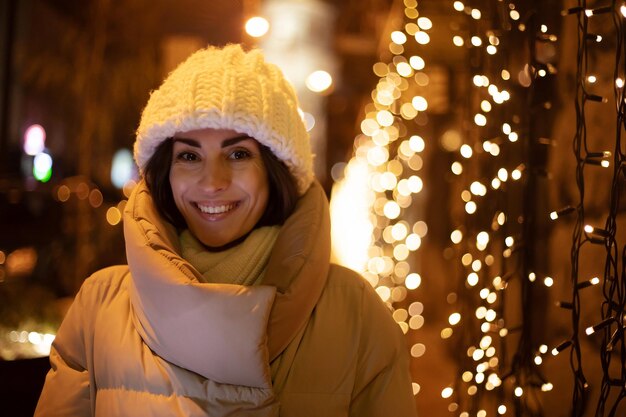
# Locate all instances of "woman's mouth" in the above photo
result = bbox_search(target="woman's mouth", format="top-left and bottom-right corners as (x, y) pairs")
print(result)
(196, 202), (239, 215)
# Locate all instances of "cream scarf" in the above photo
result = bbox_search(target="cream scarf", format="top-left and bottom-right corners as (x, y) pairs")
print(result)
(179, 226), (280, 286)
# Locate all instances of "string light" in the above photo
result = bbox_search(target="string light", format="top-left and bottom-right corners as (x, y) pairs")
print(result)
(560, 4), (626, 411)
(585, 317), (615, 336)
(549, 205), (575, 220)
(443, 2), (568, 415)
(330, 1), (433, 399)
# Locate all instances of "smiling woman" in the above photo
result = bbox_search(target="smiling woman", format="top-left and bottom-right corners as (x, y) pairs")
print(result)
(168, 129), (270, 249)
(34, 44), (418, 417)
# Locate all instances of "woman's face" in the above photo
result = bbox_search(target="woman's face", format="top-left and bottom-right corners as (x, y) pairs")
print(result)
(169, 128), (269, 249)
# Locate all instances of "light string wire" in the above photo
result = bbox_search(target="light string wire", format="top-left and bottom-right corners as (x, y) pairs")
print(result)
(514, 3), (554, 415)
(570, 2), (589, 412)
(595, 2), (626, 415)
(567, 1), (626, 415)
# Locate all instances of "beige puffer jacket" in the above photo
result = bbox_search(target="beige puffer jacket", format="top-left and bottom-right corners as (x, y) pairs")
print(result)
(35, 181), (418, 416)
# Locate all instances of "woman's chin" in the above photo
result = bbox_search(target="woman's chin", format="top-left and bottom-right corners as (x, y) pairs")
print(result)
(195, 232), (248, 252)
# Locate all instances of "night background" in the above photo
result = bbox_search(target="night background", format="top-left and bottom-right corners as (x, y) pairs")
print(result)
(1, 0), (626, 416)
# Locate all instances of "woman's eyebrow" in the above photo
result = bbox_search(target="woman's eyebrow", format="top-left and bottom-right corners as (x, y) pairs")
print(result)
(172, 138), (201, 147)
(221, 134), (254, 148)
(172, 135), (253, 148)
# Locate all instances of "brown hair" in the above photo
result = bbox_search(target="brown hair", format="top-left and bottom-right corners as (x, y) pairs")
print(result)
(143, 138), (299, 229)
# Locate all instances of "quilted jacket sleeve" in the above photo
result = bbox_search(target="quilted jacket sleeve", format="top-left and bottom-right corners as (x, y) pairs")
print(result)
(34, 282), (93, 417)
(349, 283), (418, 417)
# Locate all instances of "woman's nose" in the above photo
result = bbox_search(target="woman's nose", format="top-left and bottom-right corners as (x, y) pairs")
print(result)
(198, 159), (230, 192)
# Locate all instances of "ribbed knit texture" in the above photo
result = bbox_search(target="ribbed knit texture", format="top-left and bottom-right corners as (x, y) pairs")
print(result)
(179, 226), (280, 286)
(135, 44), (314, 195)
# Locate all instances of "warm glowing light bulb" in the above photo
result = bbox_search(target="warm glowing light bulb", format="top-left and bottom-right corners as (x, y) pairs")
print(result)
(451, 229), (463, 244)
(106, 207), (122, 225)
(409, 56), (425, 70)
(471, 9), (481, 19)
(453, 36), (464, 46)
(245, 17), (270, 37)
(480, 335), (492, 349)
(449, 312), (461, 325)
(417, 17), (433, 30)
(476, 231), (489, 246)
(514, 387), (523, 397)
(470, 182), (487, 196)
(460, 144), (473, 158)
(467, 272), (479, 286)
(409, 135), (425, 152)
(406, 233), (421, 250)
(453, 1), (464, 12)
(305, 70), (333, 93)
(391, 31), (407, 44)
(396, 62), (413, 77)
(405, 273), (422, 290)
(474, 113), (487, 126)
(471, 36), (482, 46)
(376, 110), (394, 127)
(441, 387), (454, 398)
(415, 32), (430, 44)
(408, 176), (423, 193)
(412, 96), (428, 111)
(383, 201), (401, 219)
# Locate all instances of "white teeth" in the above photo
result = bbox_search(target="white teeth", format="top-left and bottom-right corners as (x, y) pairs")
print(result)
(198, 203), (236, 214)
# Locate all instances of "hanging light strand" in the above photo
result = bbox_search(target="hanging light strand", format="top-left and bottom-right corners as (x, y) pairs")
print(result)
(561, 1), (626, 415)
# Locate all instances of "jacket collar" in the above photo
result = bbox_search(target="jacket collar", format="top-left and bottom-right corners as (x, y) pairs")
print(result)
(262, 181), (330, 360)
(123, 180), (330, 386)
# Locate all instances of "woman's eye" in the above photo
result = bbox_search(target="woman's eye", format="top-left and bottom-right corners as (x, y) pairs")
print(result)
(176, 151), (198, 162)
(230, 149), (251, 160)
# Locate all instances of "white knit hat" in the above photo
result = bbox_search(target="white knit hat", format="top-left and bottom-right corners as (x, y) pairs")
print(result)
(135, 44), (314, 195)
